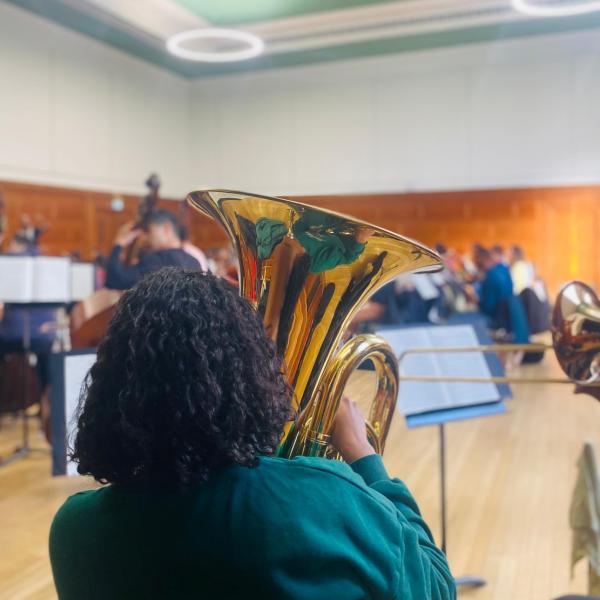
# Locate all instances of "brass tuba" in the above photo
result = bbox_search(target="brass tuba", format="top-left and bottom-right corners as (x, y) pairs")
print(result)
(187, 190), (441, 458)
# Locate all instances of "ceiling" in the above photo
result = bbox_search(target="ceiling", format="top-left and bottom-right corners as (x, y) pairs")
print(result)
(5, 0), (600, 78)
(175, 0), (403, 25)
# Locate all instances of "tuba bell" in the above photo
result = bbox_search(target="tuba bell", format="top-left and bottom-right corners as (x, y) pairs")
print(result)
(187, 190), (441, 458)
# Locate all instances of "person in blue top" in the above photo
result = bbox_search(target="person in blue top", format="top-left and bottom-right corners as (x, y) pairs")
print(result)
(474, 246), (530, 346)
(50, 267), (455, 600)
(475, 246), (513, 321)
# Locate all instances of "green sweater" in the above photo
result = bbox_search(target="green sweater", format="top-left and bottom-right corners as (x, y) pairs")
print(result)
(50, 454), (455, 600)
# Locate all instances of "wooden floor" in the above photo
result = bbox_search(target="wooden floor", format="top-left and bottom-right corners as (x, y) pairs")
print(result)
(1, 354), (597, 599)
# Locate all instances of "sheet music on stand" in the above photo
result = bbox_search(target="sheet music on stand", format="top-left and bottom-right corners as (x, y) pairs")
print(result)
(409, 273), (440, 301)
(33, 257), (71, 302)
(0, 256), (93, 303)
(376, 323), (510, 423)
(0, 256), (34, 302)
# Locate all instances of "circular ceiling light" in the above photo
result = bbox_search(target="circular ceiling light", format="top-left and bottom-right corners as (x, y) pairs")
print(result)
(166, 28), (264, 62)
(511, 0), (600, 17)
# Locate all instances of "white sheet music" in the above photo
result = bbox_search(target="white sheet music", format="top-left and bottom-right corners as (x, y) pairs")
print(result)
(377, 325), (501, 416)
(0, 256), (34, 301)
(33, 257), (71, 302)
(410, 274), (439, 300)
(64, 353), (97, 476)
(0, 256), (71, 302)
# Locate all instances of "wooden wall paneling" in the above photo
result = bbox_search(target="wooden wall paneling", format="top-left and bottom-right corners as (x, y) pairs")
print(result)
(83, 193), (98, 259)
(92, 193), (138, 257)
(540, 199), (561, 292)
(2, 180), (600, 297)
(569, 195), (596, 286)
(296, 186), (600, 297)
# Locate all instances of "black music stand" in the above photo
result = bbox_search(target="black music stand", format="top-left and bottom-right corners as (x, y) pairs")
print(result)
(378, 321), (512, 590)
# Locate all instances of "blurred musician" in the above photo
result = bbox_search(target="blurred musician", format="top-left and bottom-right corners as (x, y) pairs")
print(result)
(179, 222), (209, 271)
(490, 244), (510, 268)
(509, 245), (535, 295)
(352, 275), (415, 328)
(207, 246), (238, 286)
(105, 209), (201, 290)
(176, 195), (209, 272)
(474, 246), (514, 322)
(473, 246), (538, 367)
(50, 269), (455, 600)
(15, 213), (49, 251)
(509, 245), (550, 336)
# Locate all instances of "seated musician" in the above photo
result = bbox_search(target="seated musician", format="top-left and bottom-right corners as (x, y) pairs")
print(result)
(474, 246), (541, 365)
(105, 209), (201, 290)
(474, 246), (514, 325)
(50, 268), (455, 600)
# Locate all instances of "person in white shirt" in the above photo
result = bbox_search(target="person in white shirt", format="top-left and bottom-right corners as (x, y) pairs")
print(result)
(509, 245), (535, 295)
(179, 223), (208, 271)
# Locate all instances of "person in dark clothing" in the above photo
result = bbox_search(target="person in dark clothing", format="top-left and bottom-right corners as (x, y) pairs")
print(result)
(349, 275), (435, 333)
(50, 268), (455, 600)
(15, 213), (49, 251)
(105, 209), (201, 290)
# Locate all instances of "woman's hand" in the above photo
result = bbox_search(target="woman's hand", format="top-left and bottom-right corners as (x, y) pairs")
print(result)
(330, 397), (376, 464)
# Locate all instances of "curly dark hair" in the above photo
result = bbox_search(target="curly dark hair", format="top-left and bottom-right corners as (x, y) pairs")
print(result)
(71, 267), (292, 487)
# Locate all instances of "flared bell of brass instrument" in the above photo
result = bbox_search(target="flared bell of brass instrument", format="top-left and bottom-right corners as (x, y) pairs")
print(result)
(553, 281), (600, 384)
(187, 190), (441, 458)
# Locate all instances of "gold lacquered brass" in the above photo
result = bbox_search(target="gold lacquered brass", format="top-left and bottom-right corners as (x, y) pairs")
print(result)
(187, 189), (441, 458)
(552, 281), (600, 384)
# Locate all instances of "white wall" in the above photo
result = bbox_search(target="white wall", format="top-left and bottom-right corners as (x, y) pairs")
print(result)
(0, 2), (190, 198)
(189, 29), (600, 196)
(3, 0), (600, 199)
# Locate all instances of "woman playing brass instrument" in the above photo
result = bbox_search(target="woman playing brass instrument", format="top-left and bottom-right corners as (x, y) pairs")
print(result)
(50, 268), (455, 600)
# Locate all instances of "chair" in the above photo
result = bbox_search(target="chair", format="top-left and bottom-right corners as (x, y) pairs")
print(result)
(566, 443), (600, 597)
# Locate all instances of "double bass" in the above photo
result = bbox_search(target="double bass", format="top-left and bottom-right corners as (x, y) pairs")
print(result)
(70, 174), (161, 348)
